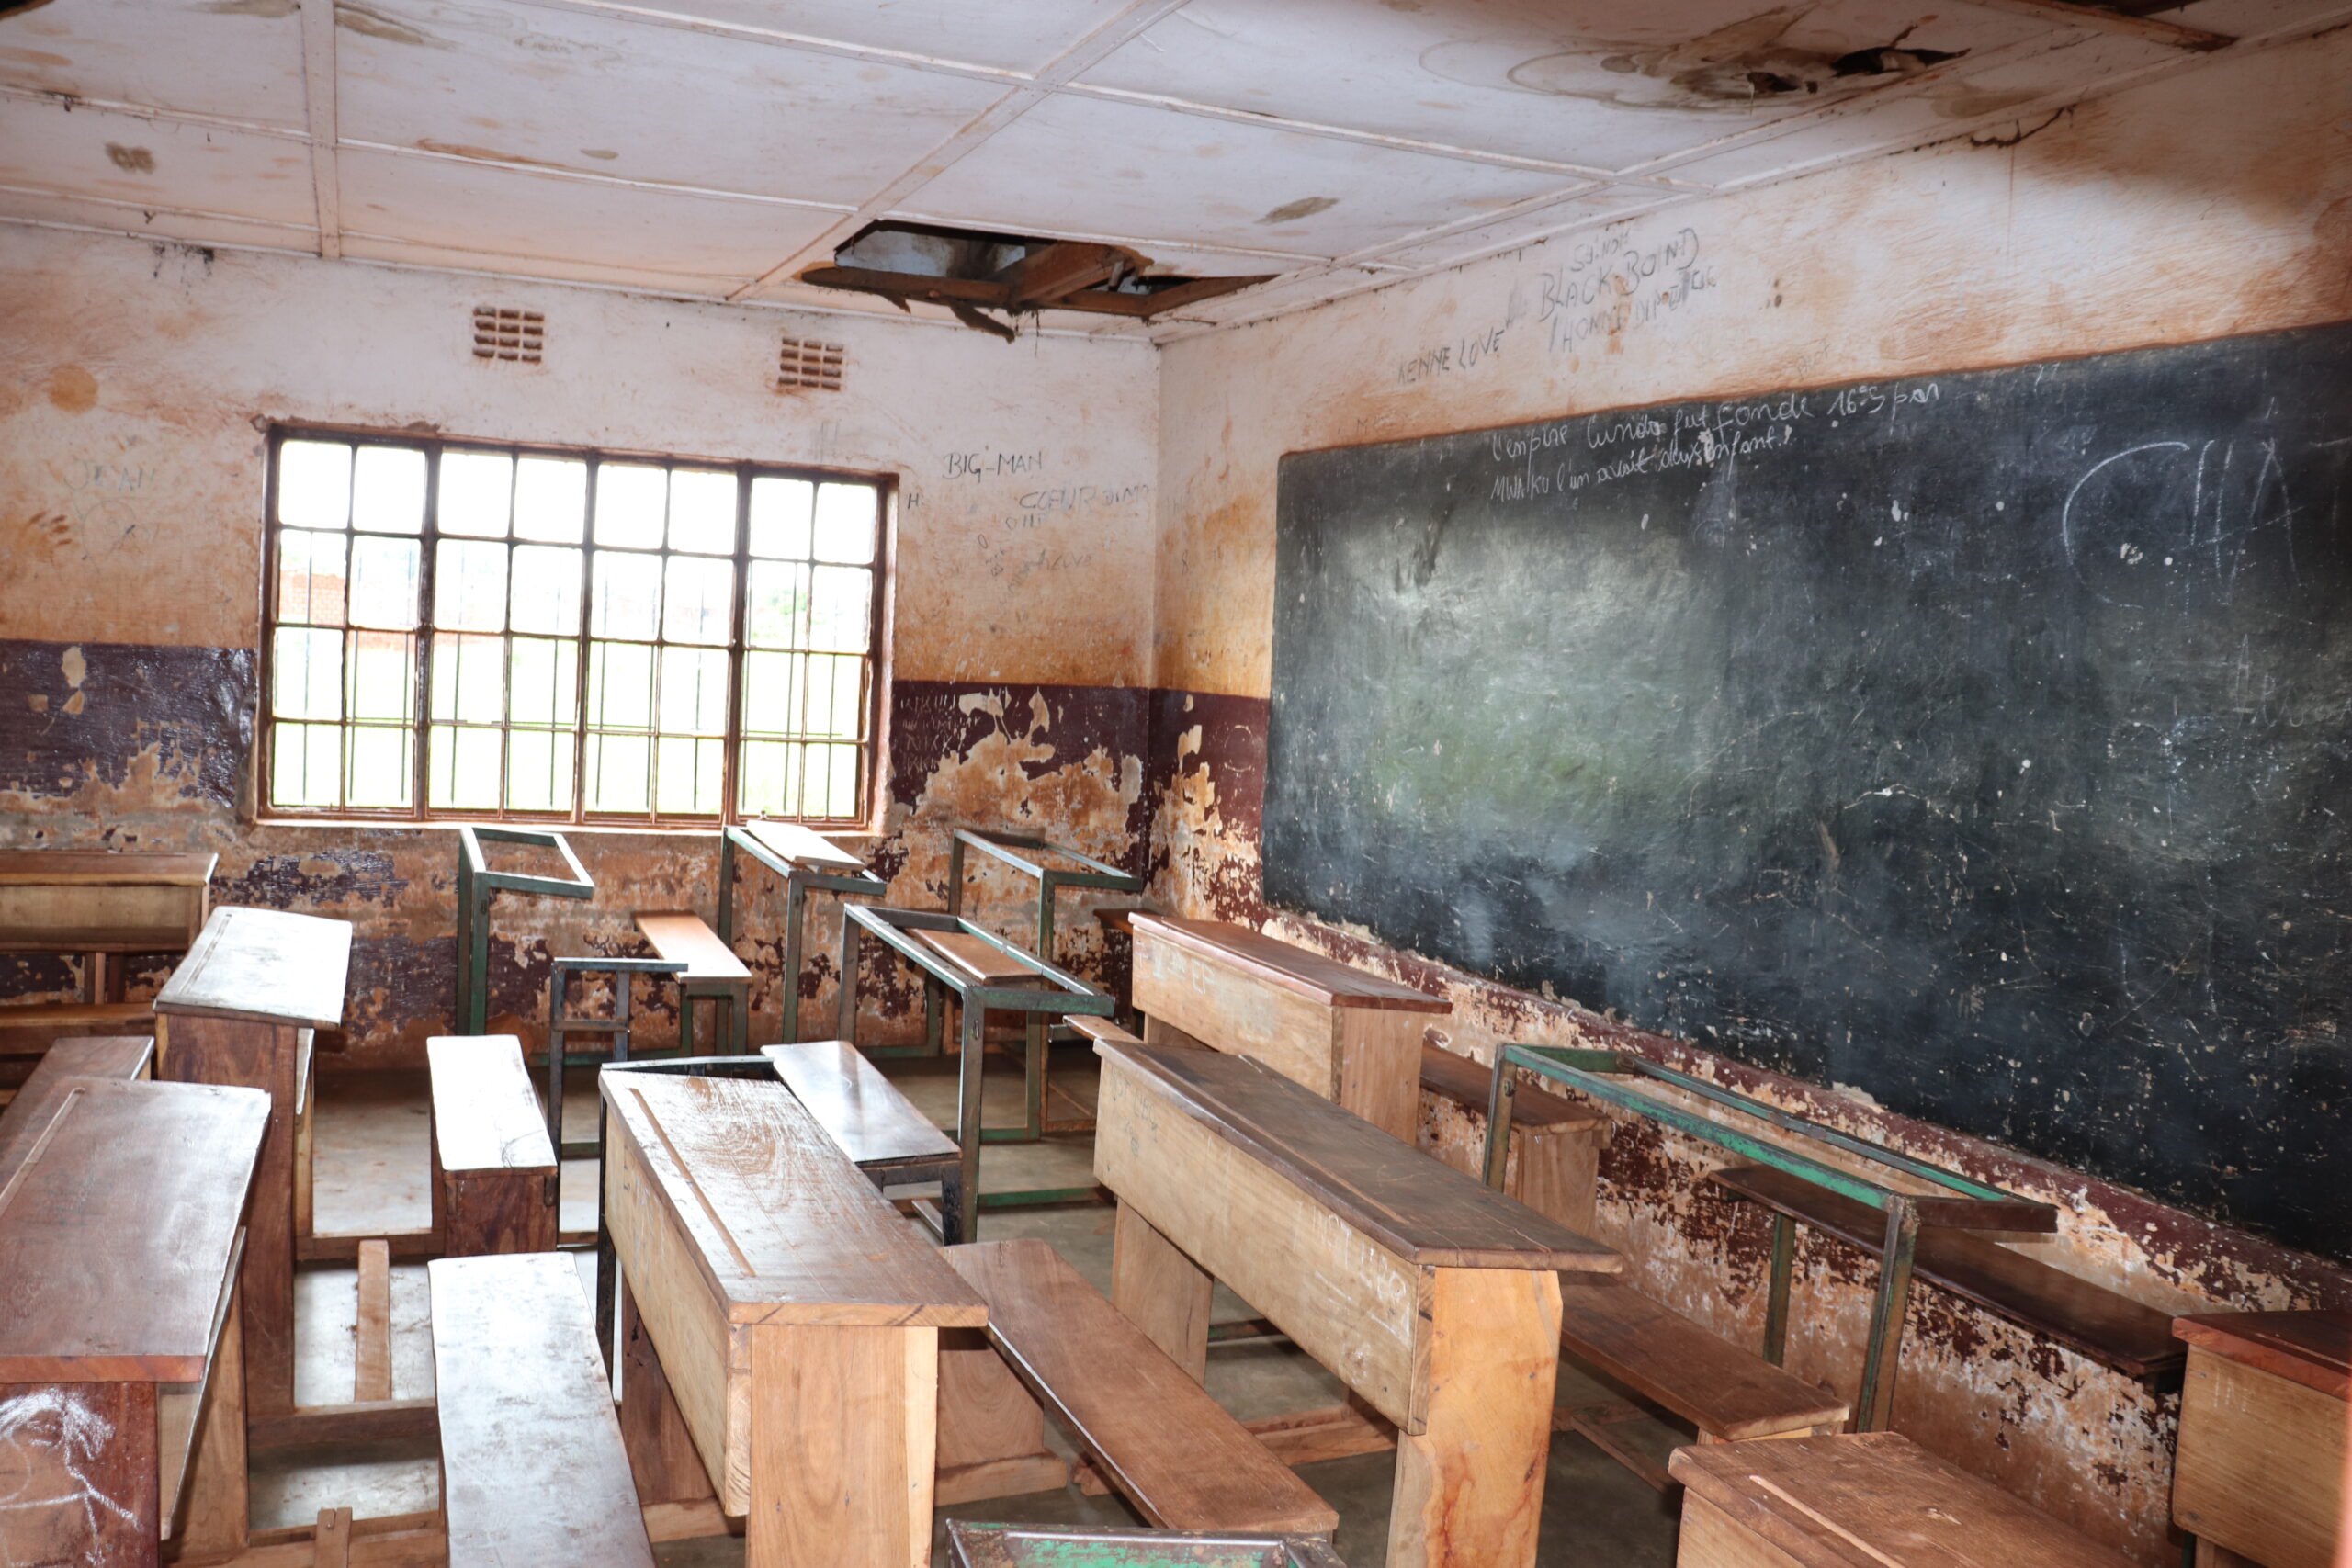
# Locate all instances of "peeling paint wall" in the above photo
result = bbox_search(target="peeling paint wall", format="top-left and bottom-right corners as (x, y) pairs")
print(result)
(0, 225), (1159, 1063)
(1148, 32), (2352, 1567)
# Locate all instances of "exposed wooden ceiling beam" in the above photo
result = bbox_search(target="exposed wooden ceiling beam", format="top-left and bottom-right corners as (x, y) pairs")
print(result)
(799, 262), (1276, 321)
(1049, 273), (1277, 318)
(1957, 0), (2232, 49)
(298, 0), (342, 259)
(997, 243), (1126, 307)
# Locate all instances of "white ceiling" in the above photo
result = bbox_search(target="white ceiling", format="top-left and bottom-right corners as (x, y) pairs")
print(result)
(0, 0), (2341, 339)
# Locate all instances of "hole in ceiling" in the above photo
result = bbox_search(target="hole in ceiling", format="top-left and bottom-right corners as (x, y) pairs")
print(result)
(798, 221), (1274, 340)
(1500, 7), (1966, 113)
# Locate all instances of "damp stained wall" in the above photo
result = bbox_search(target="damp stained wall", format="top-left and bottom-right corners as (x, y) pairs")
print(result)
(1147, 30), (2352, 1567)
(0, 225), (1160, 1059)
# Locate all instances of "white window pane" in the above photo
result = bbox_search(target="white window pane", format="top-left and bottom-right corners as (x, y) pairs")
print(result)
(808, 566), (872, 652)
(669, 468), (736, 555)
(510, 545), (583, 636)
(277, 441), (350, 530)
(277, 529), (347, 627)
(435, 539), (510, 632)
(352, 446), (425, 535)
(662, 556), (733, 646)
(587, 733), (650, 813)
(514, 457), (587, 543)
(274, 723), (345, 808)
(825, 655), (865, 740)
(744, 561), (808, 649)
(505, 728), (575, 812)
(735, 740), (794, 818)
(439, 450), (514, 537)
(748, 477), (813, 559)
(430, 633), (506, 727)
(347, 631), (413, 722)
(429, 725), (503, 809)
(655, 735), (723, 815)
(658, 646), (728, 735)
(816, 743), (859, 818)
(587, 641), (653, 728)
(345, 725), (413, 808)
(595, 464), (666, 548)
(812, 482), (878, 563)
(349, 535), (421, 630)
(591, 553), (661, 640)
(273, 627), (344, 720)
(741, 649), (803, 736)
(508, 637), (578, 727)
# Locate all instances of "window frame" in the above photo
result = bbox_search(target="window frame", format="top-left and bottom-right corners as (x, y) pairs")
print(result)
(256, 422), (895, 830)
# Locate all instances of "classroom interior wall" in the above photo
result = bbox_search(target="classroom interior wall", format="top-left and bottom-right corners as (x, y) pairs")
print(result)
(1147, 31), (2352, 1566)
(0, 227), (1160, 1057)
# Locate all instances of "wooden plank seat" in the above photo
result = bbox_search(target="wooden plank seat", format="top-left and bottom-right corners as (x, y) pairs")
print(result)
(916, 926), (1045, 985)
(0, 1032), (152, 1160)
(944, 1238), (1339, 1539)
(1066, 1013), (1143, 1047)
(1418, 1043), (1608, 1234)
(428, 1035), (559, 1256)
(632, 909), (750, 1055)
(761, 1040), (967, 1241)
(0, 999), (157, 1040)
(1709, 1164), (2185, 1382)
(1669, 1431), (2139, 1568)
(429, 1252), (655, 1568)
(1555, 1273), (1848, 1461)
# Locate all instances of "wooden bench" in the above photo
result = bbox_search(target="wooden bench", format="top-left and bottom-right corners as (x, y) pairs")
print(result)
(632, 909), (750, 1055)
(1709, 1164), (2187, 1382)
(1128, 914), (1447, 1141)
(762, 1039), (967, 1241)
(429, 1252), (655, 1568)
(0, 1032), (152, 1161)
(2172, 1309), (2349, 1568)
(0, 850), (214, 1027)
(1670, 1431), (2137, 1568)
(428, 1035), (559, 1256)
(1418, 1043), (1607, 1234)
(1067, 1013), (1143, 1047)
(944, 1238), (1339, 1539)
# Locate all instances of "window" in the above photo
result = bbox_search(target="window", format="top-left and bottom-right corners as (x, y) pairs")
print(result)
(264, 429), (886, 824)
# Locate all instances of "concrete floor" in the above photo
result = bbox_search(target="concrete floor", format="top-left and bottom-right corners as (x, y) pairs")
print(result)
(290, 1044), (1686, 1566)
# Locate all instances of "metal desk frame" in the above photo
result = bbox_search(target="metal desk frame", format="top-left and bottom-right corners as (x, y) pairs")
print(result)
(715, 823), (887, 1043)
(455, 825), (594, 1036)
(1484, 1044), (2054, 1431)
(544, 954), (686, 1159)
(919, 827), (1144, 1143)
(841, 903), (1114, 1242)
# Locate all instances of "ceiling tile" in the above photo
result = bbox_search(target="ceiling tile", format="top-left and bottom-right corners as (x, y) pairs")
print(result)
(0, 0), (308, 129)
(0, 96), (317, 226)
(336, 0), (1003, 204)
(556, 0), (1118, 76)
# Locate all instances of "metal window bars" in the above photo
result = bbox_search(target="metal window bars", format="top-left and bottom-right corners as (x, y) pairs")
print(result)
(715, 821), (887, 1043)
(454, 825), (594, 1036)
(1482, 1043), (2054, 1432)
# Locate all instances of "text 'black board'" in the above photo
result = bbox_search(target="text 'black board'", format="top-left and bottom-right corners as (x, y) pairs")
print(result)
(1269, 321), (2352, 1258)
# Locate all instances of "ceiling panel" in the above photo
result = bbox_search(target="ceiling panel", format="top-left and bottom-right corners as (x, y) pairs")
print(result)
(908, 91), (1578, 261)
(337, 147), (831, 279)
(336, 0), (1003, 204)
(0, 96), (317, 227)
(0, 0), (308, 129)
(0, 183), (319, 254)
(542, 0), (1120, 75)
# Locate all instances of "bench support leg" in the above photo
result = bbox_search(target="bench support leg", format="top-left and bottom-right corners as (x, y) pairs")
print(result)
(747, 1324), (937, 1568)
(1110, 1202), (1212, 1384)
(1762, 1213), (1795, 1366)
(934, 1326), (1069, 1505)
(616, 1281), (718, 1510)
(1390, 1267), (1561, 1568)
(1855, 1198), (1920, 1432)
(177, 1286), (249, 1562)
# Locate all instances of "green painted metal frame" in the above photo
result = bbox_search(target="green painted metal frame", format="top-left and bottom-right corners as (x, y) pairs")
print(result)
(840, 902), (1114, 1242)
(1482, 1043), (2054, 1432)
(715, 823), (887, 1043)
(543, 953), (687, 1158)
(945, 1521), (1348, 1568)
(923, 827), (1146, 1144)
(454, 825), (594, 1036)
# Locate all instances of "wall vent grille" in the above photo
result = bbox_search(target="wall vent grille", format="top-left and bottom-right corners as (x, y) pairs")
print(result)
(472, 306), (545, 364)
(776, 336), (844, 391)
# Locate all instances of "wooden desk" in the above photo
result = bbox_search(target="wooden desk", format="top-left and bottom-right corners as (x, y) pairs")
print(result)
(718, 821), (887, 1044)
(0, 851), (214, 1048)
(601, 1072), (987, 1568)
(0, 1077), (268, 1567)
(1091, 1039), (1617, 1568)
(2173, 1310), (2350, 1568)
(1127, 915), (1447, 1141)
(153, 906), (352, 1419)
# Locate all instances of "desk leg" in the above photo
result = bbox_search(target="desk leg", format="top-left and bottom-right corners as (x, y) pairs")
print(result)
(0, 1381), (161, 1567)
(1110, 1202), (1212, 1384)
(616, 1281), (717, 1510)
(177, 1286), (249, 1562)
(1390, 1268), (1561, 1568)
(747, 1324), (937, 1568)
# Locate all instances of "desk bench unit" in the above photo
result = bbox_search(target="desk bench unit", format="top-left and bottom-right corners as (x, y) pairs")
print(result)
(1128, 914), (1446, 1143)
(718, 820), (887, 1043)
(601, 1071), (987, 1568)
(1093, 1038), (1618, 1568)
(0, 1076), (268, 1567)
(0, 849), (215, 1054)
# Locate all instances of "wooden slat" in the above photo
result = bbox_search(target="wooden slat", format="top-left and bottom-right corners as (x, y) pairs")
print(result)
(2173, 1310), (2351, 1400)
(1555, 1273), (1848, 1439)
(0, 1001), (155, 1032)
(1094, 1040), (1619, 1271)
(914, 928), (1039, 984)
(0, 1077), (267, 1381)
(1067, 1014), (1143, 1047)
(631, 910), (751, 981)
(1670, 1432), (2140, 1568)
(0, 851), (218, 886)
(0, 1035), (153, 1159)
(1129, 916), (1449, 1011)
(429, 1036), (558, 1173)
(355, 1240), (392, 1402)
(761, 1041), (956, 1166)
(1709, 1165), (2181, 1380)
(430, 1253), (657, 1568)
(600, 1072), (985, 1328)
(944, 1239), (1338, 1537)
(1418, 1044), (1599, 1132)
(744, 820), (867, 874)
(155, 907), (351, 1028)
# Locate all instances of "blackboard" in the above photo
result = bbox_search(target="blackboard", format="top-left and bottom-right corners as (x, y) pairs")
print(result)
(1268, 321), (2352, 1260)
